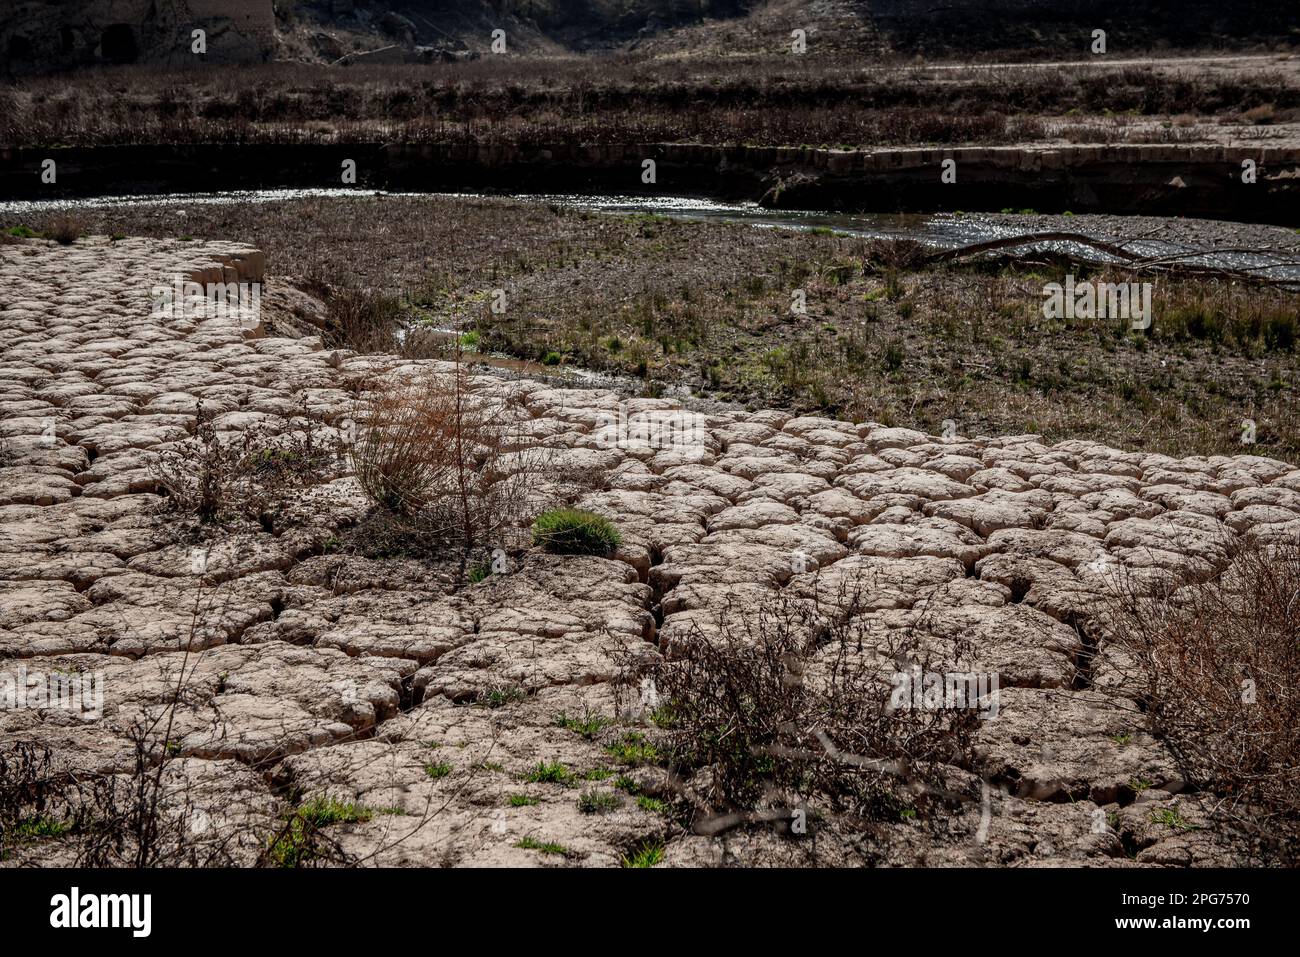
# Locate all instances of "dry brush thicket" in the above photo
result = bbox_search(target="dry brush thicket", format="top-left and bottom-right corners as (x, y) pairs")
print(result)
(152, 401), (346, 527)
(3, 60), (1296, 148)
(1103, 537), (1300, 861)
(633, 587), (980, 837)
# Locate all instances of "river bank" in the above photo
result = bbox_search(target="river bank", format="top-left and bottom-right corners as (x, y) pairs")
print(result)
(5, 142), (1300, 223)
(8, 192), (1295, 460)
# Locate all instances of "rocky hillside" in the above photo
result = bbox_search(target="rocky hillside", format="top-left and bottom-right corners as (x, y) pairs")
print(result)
(4, 0), (1293, 74)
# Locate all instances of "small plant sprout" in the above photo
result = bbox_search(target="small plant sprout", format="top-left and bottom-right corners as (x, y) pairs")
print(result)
(423, 762), (453, 780)
(577, 790), (621, 814)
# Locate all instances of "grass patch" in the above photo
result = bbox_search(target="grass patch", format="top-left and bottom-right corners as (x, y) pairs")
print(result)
(524, 761), (574, 785)
(481, 686), (525, 708)
(648, 704), (678, 729)
(516, 835), (569, 856)
(577, 789), (622, 814)
(11, 815), (71, 839)
(605, 732), (660, 765)
(267, 797), (372, 869)
(531, 508), (621, 556)
(621, 840), (665, 868)
(555, 711), (613, 739)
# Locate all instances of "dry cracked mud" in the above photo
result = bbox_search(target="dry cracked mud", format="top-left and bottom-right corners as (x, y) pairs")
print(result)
(3, 236), (1298, 867)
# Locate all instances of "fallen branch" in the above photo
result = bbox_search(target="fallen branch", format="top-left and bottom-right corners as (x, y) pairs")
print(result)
(930, 231), (1142, 264)
(930, 232), (1300, 285)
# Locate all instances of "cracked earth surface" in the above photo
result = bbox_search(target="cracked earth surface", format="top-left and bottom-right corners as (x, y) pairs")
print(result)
(3, 237), (1299, 866)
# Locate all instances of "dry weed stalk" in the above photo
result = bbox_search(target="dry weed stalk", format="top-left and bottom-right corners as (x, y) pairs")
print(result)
(1103, 536), (1300, 860)
(630, 585), (980, 839)
(351, 357), (545, 571)
(152, 399), (344, 526)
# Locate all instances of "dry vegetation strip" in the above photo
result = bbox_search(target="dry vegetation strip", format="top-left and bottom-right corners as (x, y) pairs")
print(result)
(1104, 538), (1300, 862)
(3, 59), (1296, 148)
(9, 196), (1298, 459)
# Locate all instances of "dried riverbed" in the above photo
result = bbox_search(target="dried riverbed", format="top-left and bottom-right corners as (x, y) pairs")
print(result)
(2, 234), (1298, 865)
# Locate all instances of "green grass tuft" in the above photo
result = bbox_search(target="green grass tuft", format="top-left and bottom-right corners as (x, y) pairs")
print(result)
(577, 789), (622, 814)
(1150, 807), (1199, 831)
(531, 508), (621, 556)
(605, 732), (660, 765)
(12, 815), (71, 839)
(555, 711), (613, 739)
(267, 797), (373, 868)
(481, 686), (525, 708)
(524, 761), (574, 785)
(516, 835), (569, 856)
(621, 840), (665, 868)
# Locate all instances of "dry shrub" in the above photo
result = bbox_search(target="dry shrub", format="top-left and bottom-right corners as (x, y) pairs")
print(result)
(152, 401), (344, 526)
(1241, 103), (1277, 125)
(318, 282), (406, 353)
(43, 213), (86, 245)
(641, 587), (979, 838)
(351, 363), (542, 563)
(1104, 536), (1300, 861)
(862, 238), (932, 272)
(0, 734), (272, 868)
